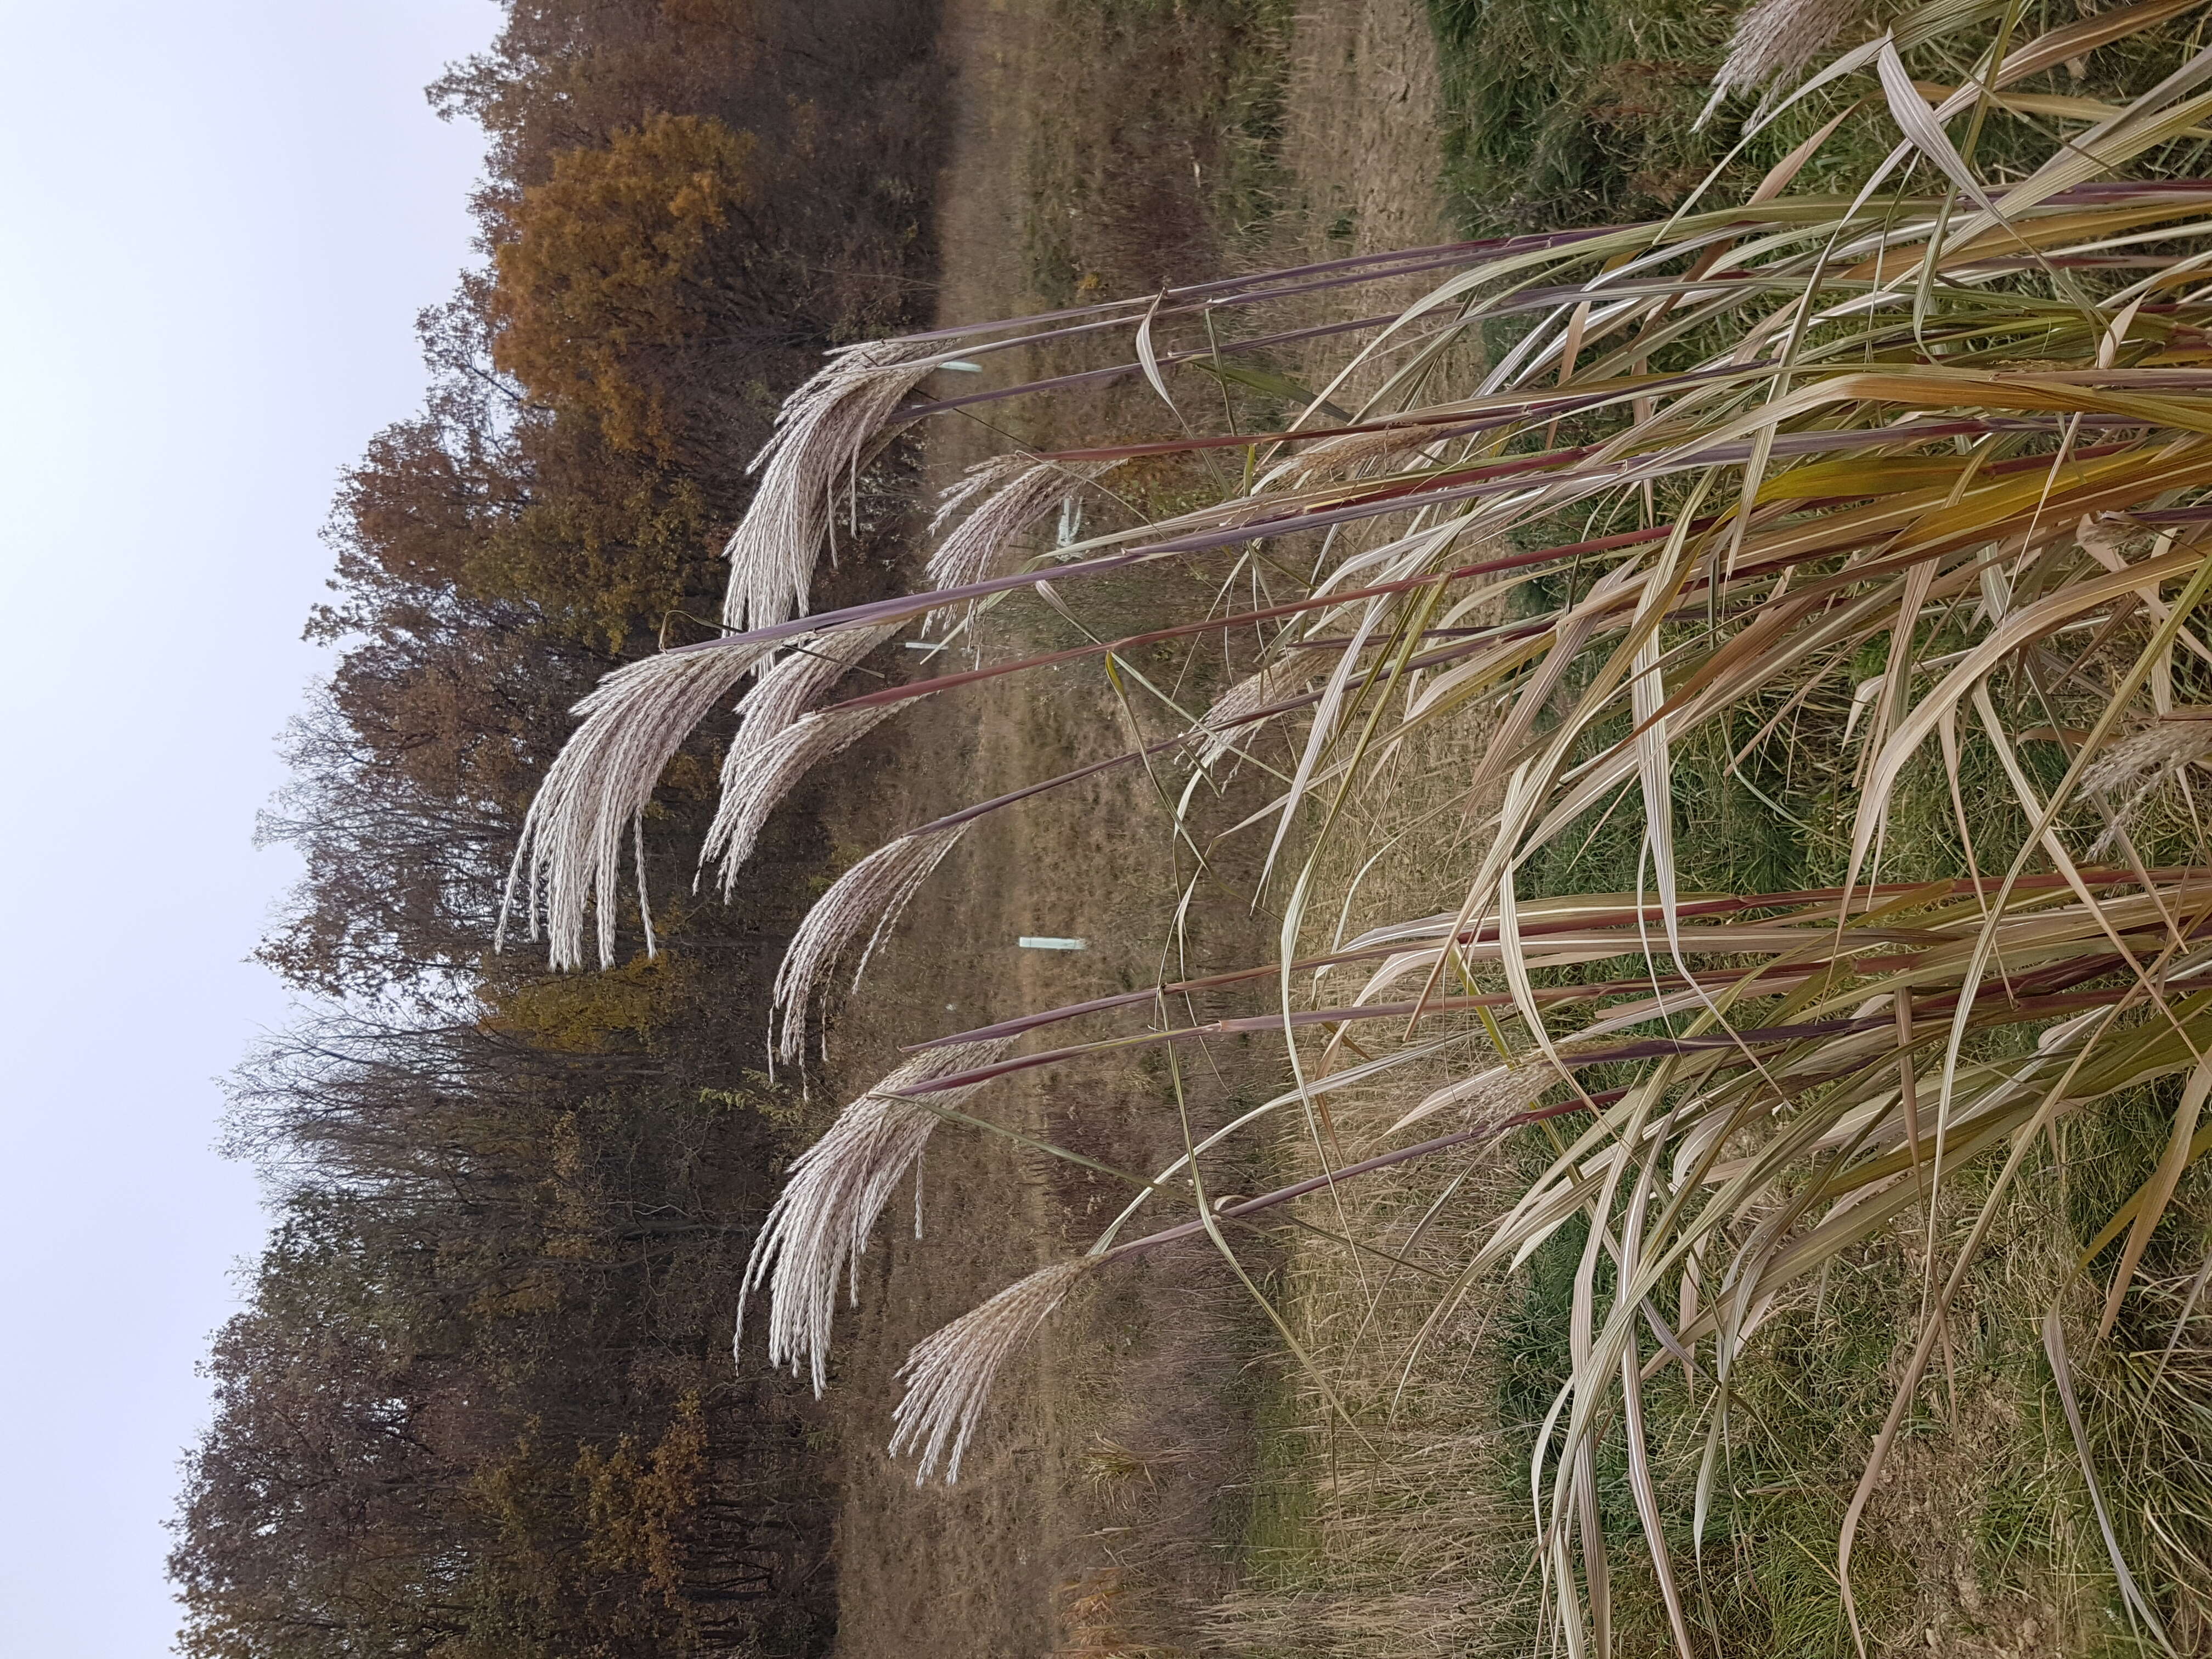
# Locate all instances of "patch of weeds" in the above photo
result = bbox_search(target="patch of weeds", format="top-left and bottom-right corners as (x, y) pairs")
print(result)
(1419, 0), (2212, 235)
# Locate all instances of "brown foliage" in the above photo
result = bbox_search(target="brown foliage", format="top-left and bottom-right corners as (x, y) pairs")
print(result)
(492, 113), (766, 456)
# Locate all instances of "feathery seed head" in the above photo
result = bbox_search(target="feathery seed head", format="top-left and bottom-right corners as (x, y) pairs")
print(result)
(2082, 718), (2212, 854)
(890, 1259), (1091, 1483)
(501, 640), (771, 970)
(772, 821), (972, 1063)
(1197, 659), (1317, 769)
(728, 623), (902, 761)
(1283, 423), (1457, 483)
(723, 340), (949, 631)
(2080, 719), (2212, 798)
(1388, 1060), (1561, 1137)
(737, 1038), (1018, 1397)
(702, 704), (898, 893)
(1703, 0), (1870, 117)
(926, 455), (1120, 601)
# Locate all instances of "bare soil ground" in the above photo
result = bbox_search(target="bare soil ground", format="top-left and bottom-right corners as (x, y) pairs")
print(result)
(786, 3), (1458, 1655)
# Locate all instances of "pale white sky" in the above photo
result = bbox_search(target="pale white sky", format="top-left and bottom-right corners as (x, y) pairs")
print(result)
(0, 3), (496, 1652)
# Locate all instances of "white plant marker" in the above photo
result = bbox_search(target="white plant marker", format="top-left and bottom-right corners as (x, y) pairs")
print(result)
(1018, 936), (1088, 951)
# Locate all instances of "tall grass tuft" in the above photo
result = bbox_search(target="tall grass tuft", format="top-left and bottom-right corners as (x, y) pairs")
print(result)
(514, 0), (2212, 1641)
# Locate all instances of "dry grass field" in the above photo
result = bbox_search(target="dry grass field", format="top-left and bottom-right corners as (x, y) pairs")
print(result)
(805, 4), (1463, 1653)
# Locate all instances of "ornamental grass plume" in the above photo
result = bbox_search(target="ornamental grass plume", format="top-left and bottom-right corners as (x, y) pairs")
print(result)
(725, 622), (902, 760)
(700, 623), (912, 888)
(771, 821), (970, 1064)
(1385, 1058), (1565, 1137)
(737, 1038), (1017, 1396)
(884, 1092), (1600, 1488)
(701, 704), (898, 889)
(1279, 419), (1470, 484)
(500, 639), (770, 969)
(926, 454), (1121, 595)
(2080, 715), (2212, 854)
(505, 2), (2212, 1638)
(889, 1258), (1091, 1483)
(2079, 716), (2212, 802)
(1701, 0), (1870, 119)
(722, 339), (948, 630)
(1194, 659), (1317, 769)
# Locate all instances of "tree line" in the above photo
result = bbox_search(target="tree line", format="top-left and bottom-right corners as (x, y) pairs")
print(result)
(170, 4), (945, 1654)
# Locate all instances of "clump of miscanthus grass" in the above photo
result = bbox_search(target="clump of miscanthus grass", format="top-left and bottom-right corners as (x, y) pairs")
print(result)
(510, 0), (2212, 1646)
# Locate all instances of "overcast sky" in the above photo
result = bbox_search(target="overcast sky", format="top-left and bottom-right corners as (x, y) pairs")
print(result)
(0, 3), (496, 1652)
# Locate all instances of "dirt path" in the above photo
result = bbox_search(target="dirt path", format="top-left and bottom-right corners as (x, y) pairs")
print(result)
(805, 5), (1455, 1652)
(1283, 1), (1454, 264)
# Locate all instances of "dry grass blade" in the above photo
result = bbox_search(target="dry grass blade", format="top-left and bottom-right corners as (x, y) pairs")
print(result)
(2044, 1304), (2175, 1650)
